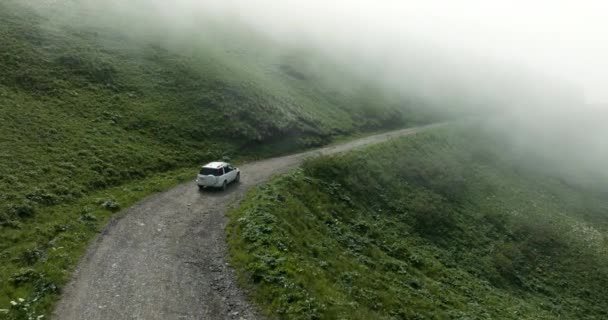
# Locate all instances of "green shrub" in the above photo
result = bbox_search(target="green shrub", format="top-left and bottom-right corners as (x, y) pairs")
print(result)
(6, 201), (36, 219)
(25, 188), (59, 206)
(19, 248), (45, 266)
(100, 199), (120, 212)
(9, 269), (42, 285)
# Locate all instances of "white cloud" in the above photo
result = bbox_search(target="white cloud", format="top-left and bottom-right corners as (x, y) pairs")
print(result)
(194, 0), (608, 104)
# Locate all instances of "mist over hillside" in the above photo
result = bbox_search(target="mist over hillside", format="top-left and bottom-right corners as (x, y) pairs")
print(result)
(2, 0), (438, 219)
(17, 0), (608, 182)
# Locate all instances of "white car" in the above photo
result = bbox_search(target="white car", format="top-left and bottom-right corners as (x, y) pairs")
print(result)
(196, 162), (240, 190)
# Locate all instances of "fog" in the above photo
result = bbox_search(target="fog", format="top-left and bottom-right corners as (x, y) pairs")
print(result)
(25, 0), (608, 181)
(30, 1), (607, 100)
(247, 1), (606, 102)
(71, 0), (606, 104)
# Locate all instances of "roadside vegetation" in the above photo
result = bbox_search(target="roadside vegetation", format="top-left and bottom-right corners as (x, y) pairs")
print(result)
(0, 1), (437, 318)
(228, 124), (608, 319)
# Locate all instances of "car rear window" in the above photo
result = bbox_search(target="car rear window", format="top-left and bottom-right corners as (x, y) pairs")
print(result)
(200, 167), (222, 176)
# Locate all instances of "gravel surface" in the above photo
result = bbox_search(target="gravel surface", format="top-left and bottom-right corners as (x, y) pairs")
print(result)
(53, 124), (440, 320)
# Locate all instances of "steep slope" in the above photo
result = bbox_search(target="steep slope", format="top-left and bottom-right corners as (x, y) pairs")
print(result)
(0, 1), (435, 318)
(228, 124), (608, 319)
(0, 1), (426, 218)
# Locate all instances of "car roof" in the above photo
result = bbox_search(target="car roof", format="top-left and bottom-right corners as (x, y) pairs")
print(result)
(202, 161), (228, 169)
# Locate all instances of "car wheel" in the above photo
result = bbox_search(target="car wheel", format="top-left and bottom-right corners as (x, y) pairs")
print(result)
(222, 181), (227, 191)
(235, 173), (240, 183)
(198, 185), (205, 191)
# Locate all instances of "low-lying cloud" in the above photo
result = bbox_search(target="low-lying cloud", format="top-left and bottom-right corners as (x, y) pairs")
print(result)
(23, 0), (608, 180)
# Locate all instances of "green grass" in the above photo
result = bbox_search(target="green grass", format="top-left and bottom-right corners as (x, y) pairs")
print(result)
(0, 1), (439, 318)
(227, 124), (608, 319)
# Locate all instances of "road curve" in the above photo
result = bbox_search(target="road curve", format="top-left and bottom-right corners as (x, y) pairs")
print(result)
(53, 123), (442, 320)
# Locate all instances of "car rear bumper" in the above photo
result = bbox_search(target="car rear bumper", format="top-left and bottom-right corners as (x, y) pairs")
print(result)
(196, 180), (219, 187)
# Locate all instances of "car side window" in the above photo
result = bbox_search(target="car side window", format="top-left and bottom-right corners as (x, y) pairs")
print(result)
(224, 166), (231, 174)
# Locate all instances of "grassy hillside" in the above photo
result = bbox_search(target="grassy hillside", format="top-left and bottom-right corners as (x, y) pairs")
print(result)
(0, 1), (436, 318)
(228, 124), (608, 319)
(0, 1), (425, 215)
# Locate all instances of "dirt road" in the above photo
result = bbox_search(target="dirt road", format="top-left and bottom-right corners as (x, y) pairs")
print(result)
(53, 124), (441, 320)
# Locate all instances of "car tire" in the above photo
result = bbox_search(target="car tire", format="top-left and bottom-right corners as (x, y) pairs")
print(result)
(198, 185), (205, 191)
(235, 173), (240, 183)
(222, 181), (227, 191)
